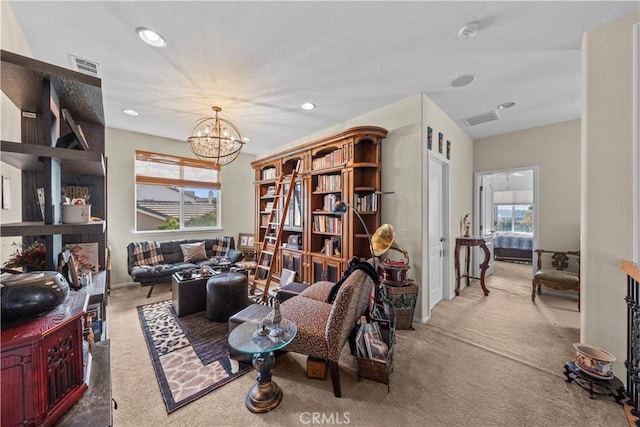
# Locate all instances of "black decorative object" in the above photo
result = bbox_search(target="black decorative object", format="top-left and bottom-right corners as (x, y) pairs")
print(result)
(563, 361), (625, 403)
(0, 271), (70, 322)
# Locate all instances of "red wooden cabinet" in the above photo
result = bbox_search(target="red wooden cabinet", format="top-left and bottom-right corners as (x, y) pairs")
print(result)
(1, 293), (88, 427)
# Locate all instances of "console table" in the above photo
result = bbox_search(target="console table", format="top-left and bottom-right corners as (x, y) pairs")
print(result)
(454, 236), (491, 296)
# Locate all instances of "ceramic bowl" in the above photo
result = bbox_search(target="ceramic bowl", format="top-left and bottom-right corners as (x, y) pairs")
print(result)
(573, 343), (616, 378)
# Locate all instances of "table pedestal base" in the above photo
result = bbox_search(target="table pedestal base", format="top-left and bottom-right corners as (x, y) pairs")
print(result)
(246, 351), (282, 413)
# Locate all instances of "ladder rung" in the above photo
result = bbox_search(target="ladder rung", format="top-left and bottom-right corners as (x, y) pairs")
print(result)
(261, 250), (273, 255)
(265, 236), (277, 240)
(257, 265), (270, 270)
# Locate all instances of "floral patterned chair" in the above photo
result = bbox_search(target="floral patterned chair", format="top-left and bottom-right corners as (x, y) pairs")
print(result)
(279, 261), (375, 397)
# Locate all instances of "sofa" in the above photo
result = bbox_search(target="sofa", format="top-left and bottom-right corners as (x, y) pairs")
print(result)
(127, 236), (243, 297)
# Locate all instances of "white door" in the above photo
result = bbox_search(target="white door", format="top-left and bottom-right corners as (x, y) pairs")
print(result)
(428, 157), (445, 309)
(476, 176), (494, 276)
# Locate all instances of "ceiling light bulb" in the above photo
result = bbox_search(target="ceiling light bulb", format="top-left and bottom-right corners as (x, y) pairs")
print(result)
(123, 109), (139, 116)
(242, 137), (251, 142)
(458, 22), (479, 40)
(301, 102), (316, 110)
(137, 27), (166, 47)
(497, 102), (516, 110)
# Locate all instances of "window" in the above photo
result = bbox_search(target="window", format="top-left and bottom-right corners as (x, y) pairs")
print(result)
(135, 150), (221, 232)
(494, 204), (533, 232)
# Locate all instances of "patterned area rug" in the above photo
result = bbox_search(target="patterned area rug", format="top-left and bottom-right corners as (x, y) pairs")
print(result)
(137, 300), (252, 413)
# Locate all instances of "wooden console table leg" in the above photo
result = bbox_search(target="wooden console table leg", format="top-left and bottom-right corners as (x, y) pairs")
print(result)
(465, 245), (471, 287)
(479, 242), (490, 296)
(455, 240), (462, 296)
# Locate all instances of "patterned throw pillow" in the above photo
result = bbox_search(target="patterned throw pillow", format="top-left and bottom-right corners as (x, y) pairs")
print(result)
(180, 241), (207, 263)
(133, 241), (164, 266)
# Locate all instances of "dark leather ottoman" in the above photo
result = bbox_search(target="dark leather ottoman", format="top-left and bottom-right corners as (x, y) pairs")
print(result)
(276, 281), (310, 302)
(206, 272), (249, 322)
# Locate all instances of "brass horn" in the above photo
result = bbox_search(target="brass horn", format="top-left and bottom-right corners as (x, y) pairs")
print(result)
(371, 223), (409, 265)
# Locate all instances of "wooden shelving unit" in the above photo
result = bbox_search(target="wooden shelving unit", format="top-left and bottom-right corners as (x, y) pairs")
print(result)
(0, 49), (111, 424)
(251, 126), (387, 285)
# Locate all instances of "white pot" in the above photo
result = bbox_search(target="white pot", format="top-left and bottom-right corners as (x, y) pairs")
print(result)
(62, 204), (91, 224)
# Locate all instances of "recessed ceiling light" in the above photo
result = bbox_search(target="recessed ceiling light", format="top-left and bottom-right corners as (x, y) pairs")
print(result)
(123, 109), (139, 116)
(136, 27), (166, 47)
(497, 102), (516, 110)
(451, 74), (476, 88)
(301, 102), (316, 110)
(458, 22), (479, 40)
(242, 137), (251, 142)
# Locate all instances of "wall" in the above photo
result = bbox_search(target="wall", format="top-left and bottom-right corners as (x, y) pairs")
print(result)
(474, 119), (582, 250)
(582, 13), (639, 380)
(0, 1), (33, 263)
(106, 127), (255, 285)
(259, 93), (473, 321)
(422, 94), (474, 310)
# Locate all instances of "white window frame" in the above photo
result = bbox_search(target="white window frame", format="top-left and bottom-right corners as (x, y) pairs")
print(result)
(134, 150), (222, 233)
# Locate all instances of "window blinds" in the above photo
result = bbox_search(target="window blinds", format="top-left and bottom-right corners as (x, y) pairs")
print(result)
(135, 150), (220, 189)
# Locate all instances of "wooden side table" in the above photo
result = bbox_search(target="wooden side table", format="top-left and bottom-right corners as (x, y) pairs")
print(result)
(454, 236), (491, 296)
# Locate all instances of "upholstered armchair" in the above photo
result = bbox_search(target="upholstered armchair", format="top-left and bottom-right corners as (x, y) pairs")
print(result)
(279, 264), (375, 397)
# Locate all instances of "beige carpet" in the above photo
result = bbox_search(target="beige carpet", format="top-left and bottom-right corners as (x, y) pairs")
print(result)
(109, 262), (627, 426)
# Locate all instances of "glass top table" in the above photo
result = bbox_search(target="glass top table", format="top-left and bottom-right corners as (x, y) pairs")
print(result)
(228, 318), (297, 413)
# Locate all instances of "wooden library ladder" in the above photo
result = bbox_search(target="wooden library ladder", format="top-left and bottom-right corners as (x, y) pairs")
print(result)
(250, 168), (298, 302)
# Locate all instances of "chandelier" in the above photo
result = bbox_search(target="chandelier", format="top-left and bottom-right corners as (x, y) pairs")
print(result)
(186, 106), (245, 166)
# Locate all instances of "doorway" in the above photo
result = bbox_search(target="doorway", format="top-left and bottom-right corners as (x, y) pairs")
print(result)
(474, 167), (538, 278)
(428, 154), (450, 310)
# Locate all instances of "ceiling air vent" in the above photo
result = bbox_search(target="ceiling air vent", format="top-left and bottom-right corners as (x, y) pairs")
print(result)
(69, 54), (101, 78)
(462, 110), (500, 127)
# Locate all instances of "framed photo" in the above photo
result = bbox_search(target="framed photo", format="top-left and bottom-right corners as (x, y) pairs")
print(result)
(238, 233), (254, 251)
(65, 242), (99, 273)
(446, 140), (451, 160)
(68, 254), (80, 289)
(438, 132), (444, 154)
(56, 108), (90, 151)
(426, 127), (433, 150)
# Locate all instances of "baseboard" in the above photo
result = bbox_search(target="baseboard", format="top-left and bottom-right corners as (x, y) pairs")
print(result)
(110, 282), (138, 289)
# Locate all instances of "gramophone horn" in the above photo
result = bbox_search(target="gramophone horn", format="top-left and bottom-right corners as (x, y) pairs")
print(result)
(371, 223), (410, 264)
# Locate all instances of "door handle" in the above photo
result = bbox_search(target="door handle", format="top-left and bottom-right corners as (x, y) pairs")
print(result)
(440, 237), (445, 242)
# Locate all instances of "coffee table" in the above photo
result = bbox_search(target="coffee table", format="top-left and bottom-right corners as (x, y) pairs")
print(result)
(172, 266), (246, 317)
(228, 318), (296, 413)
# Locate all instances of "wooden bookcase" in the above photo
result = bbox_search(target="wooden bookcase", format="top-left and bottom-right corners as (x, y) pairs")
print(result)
(251, 126), (387, 284)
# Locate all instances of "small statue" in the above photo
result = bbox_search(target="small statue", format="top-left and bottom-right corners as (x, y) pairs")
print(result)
(460, 213), (471, 237)
(269, 300), (283, 337)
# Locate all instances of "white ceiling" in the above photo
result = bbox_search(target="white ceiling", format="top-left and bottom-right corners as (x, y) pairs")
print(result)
(8, 1), (639, 157)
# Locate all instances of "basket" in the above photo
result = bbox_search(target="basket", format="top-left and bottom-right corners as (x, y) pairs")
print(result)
(354, 313), (395, 391)
(382, 281), (418, 330)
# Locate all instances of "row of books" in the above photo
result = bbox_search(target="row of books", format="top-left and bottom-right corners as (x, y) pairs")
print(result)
(353, 193), (378, 212)
(321, 194), (340, 212)
(313, 216), (341, 234)
(321, 237), (341, 257)
(262, 168), (277, 180)
(263, 185), (276, 197)
(315, 174), (341, 192)
(312, 149), (343, 170)
(355, 319), (389, 363)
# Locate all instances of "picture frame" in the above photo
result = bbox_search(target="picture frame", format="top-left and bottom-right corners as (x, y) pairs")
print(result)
(65, 242), (99, 273)
(438, 132), (444, 154)
(56, 108), (90, 151)
(238, 233), (254, 251)
(446, 140), (451, 160)
(427, 127), (433, 150)
(58, 250), (78, 290)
